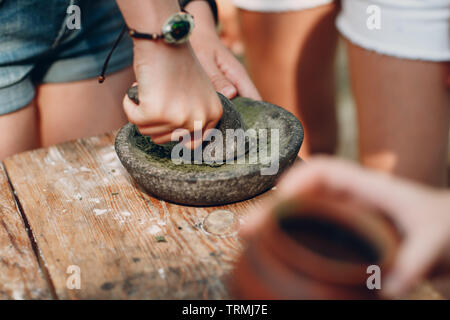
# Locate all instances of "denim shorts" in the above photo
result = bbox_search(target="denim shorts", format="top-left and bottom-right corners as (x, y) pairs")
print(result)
(233, 0), (450, 62)
(0, 0), (133, 115)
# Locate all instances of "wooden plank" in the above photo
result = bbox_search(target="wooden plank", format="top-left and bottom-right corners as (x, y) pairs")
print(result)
(0, 164), (52, 300)
(4, 133), (271, 299)
(406, 281), (444, 300)
(4, 133), (444, 300)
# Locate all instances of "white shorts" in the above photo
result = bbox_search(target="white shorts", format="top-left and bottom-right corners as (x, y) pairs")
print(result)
(232, 0), (333, 12)
(232, 0), (450, 62)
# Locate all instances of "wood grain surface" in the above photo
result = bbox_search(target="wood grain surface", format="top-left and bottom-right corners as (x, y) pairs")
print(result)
(3, 133), (270, 299)
(0, 164), (52, 299)
(1, 132), (446, 300)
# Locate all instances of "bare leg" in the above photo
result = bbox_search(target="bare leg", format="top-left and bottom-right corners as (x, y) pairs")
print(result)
(37, 67), (135, 147)
(347, 41), (450, 187)
(238, 4), (339, 157)
(0, 102), (39, 160)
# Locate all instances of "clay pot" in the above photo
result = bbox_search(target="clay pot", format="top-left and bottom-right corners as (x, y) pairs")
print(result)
(230, 196), (400, 299)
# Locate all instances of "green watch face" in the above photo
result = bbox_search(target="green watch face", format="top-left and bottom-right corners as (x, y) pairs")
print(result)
(162, 12), (194, 45)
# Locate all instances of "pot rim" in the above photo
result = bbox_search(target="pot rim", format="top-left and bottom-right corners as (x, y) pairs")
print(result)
(260, 197), (400, 285)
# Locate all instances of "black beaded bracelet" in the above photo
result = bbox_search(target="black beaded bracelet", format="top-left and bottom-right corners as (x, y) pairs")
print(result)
(179, 0), (218, 25)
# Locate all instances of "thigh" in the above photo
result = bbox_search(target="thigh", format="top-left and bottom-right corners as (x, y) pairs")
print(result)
(347, 41), (450, 187)
(238, 3), (340, 156)
(0, 71), (39, 158)
(0, 102), (39, 160)
(34, 0), (135, 147)
(238, 4), (338, 115)
(0, 0), (65, 158)
(37, 67), (135, 147)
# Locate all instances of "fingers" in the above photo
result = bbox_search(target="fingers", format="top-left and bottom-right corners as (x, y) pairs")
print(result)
(124, 95), (181, 144)
(210, 73), (237, 99)
(194, 41), (260, 100)
(217, 50), (262, 100)
(123, 94), (149, 125)
(149, 128), (204, 149)
(383, 228), (449, 298)
(200, 51), (237, 99)
(277, 156), (432, 219)
(239, 202), (276, 238)
(183, 129), (206, 150)
(150, 132), (179, 145)
(202, 118), (218, 140)
(138, 122), (206, 148)
(138, 125), (178, 136)
(277, 157), (375, 201)
(239, 157), (350, 237)
(123, 87), (219, 148)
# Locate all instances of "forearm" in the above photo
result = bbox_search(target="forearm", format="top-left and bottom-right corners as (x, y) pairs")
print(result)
(186, 1), (217, 40)
(116, 0), (193, 78)
(116, 0), (180, 31)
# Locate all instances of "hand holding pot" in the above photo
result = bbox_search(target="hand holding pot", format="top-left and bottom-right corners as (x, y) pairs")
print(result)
(242, 157), (450, 298)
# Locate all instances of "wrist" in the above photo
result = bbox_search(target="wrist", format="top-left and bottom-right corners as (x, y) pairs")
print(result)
(186, 1), (218, 42)
(181, 0), (218, 25)
(133, 40), (190, 61)
(133, 39), (192, 64)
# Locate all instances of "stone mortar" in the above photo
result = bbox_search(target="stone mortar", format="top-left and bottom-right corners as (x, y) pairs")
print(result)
(116, 90), (304, 206)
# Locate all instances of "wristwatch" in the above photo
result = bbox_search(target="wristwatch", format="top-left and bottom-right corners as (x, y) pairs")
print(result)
(128, 0), (218, 45)
(129, 11), (195, 45)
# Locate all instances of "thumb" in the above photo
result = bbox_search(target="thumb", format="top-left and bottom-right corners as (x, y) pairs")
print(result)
(209, 71), (237, 99)
(217, 50), (261, 100)
(123, 94), (145, 125)
(383, 228), (448, 298)
(200, 54), (237, 99)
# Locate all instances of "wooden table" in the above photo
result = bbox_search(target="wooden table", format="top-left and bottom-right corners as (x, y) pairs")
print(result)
(0, 132), (446, 300)
(0, 132), (273, 300)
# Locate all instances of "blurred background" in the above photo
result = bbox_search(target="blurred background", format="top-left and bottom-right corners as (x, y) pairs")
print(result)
(215, 0), (450, 297)
(215, 0), (450, 184)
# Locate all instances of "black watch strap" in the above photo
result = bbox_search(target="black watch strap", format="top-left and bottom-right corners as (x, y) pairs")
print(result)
(179, 0), (218, 25)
